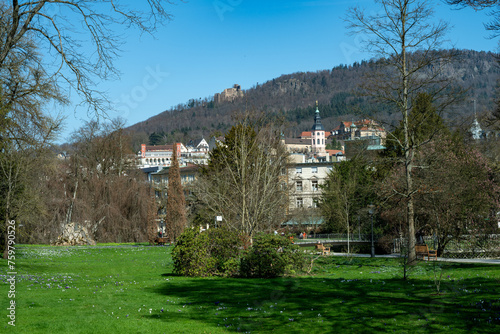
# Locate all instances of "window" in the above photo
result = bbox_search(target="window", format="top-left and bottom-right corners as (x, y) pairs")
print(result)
(296, 167), (302, 174)
(312, 166), (318, 173)
(296, 198), (303, 208)
(296, 181), (303, 192)
(312, 180), (318, 191)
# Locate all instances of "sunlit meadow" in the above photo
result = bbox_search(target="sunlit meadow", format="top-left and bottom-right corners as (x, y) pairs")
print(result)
(1, 245), (499, 333)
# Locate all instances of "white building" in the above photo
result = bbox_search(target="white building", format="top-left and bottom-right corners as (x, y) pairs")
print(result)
(286, 154), (336, 211)
(138, 140), (210, 169)
(138, 143), (183, 169)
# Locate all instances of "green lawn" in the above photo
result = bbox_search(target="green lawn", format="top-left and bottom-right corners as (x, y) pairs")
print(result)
(1, 245), (499, 333)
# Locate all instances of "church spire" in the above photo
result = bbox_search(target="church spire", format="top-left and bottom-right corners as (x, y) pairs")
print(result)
(311, 102), (326, 157)
(311, 102), (324, 131)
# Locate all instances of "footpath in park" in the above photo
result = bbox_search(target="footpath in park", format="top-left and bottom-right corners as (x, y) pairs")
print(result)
(331, 252), (500, 265)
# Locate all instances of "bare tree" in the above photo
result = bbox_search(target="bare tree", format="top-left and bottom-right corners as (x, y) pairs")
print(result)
(0, 0), (175, 115)
(195, 113), (289, 238)
(320, 166), (357, 254)
(1, 1), (174, 253)
(320, 158), (375, 254)
(41, 119), (154, 244)
(0, 33), (63, 256)
(380, 135), (500, 256)
(445, 0), (498, 7)
(445, 1), (500, 37)
(0, 114), (61, 257)
(0, 29), (66, 145)
(346, 0), (457, 264)
(419, 138), (499, 255)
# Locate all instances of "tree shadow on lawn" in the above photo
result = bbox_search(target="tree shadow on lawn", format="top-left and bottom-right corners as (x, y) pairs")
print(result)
(160, 273), (182, 277)
(146, 275), (500, 333)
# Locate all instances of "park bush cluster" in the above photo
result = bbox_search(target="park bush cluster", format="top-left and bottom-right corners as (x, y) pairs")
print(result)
(172, 228), (303, 278)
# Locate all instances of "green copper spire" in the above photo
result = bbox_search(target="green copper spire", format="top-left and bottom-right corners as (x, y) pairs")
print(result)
(311, 102), (324, 131)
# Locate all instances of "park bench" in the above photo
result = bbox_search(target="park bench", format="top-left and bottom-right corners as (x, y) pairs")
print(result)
(315, 243), (331, 255)
(154, 237), (167, 245)
(415, 244), (437, 261)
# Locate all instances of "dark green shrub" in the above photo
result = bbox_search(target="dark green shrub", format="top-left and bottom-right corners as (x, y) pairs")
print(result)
(172, 227), (243, 277)
(204, 227), (243, 276)
(171, 228), (213, 276)
(240, 233), (304, 278)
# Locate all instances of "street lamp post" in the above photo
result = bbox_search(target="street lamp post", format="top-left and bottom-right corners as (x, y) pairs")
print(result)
(368, 204), (375, 258)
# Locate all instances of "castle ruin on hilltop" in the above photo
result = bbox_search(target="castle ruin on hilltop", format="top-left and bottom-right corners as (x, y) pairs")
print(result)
(214, 84), (244, 103)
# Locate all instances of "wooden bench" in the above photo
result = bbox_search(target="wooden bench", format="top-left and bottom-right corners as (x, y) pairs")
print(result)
(154, 237), (167, 245)
(415, 244), (437, 261)
(315, 243), (331, 255)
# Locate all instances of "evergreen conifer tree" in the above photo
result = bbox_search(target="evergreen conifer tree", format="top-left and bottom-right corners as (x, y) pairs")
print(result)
(165, 144), (187, 243)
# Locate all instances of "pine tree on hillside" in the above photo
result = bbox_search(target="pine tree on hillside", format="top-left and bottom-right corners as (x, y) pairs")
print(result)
(165, 143), (187, 243)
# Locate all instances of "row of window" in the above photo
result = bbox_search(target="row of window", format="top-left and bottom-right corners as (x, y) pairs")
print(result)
(295, 166), (333, 174)
(296, 197), (318, 208)
(145, 158), (171, 164)
(181, 175), (196, 183)
(296, 180), (319, 192)
(312, 138), (324, 145)
(144, 156), (207, 164)
(153, 174), (196, 185)
(296, 166), (317, 173)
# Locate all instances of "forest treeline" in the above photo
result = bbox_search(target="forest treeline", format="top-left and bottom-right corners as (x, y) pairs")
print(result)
(126, 49), (499, 150)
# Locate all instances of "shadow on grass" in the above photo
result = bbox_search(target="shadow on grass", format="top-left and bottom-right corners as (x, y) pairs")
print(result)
(147, 272), (500, 333)
(160, 273), (182, 277)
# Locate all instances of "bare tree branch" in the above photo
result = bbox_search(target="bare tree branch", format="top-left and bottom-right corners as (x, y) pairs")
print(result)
(195, 112), (290, 237)
(345, 0), (458, 264)
(0, 0), (176, 115)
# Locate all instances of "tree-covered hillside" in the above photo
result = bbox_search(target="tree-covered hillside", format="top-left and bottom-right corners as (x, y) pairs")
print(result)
(126, 50), (499, 150)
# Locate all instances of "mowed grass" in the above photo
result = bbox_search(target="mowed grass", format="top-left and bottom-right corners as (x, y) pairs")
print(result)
(0, 245), (499, 333)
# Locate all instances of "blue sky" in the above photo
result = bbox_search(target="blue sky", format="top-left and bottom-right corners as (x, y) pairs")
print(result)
(58, 0), (499, 142)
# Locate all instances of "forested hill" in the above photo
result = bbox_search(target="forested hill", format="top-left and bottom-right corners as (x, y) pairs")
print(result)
(126, 49), (499, 149)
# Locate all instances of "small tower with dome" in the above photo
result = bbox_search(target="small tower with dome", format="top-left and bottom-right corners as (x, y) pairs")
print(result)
(350, 120), (357, 140)
(471, 117), (483, 140)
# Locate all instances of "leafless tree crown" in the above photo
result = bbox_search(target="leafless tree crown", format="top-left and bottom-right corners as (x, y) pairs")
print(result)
(0, 0), (174, 115)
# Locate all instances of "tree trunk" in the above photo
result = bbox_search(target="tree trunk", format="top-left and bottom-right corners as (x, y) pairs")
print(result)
(65, 180), (78, 227)
(402, 12), (417, 265)
(3, 215), (8, 259)
(2, 162), (14, 259)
